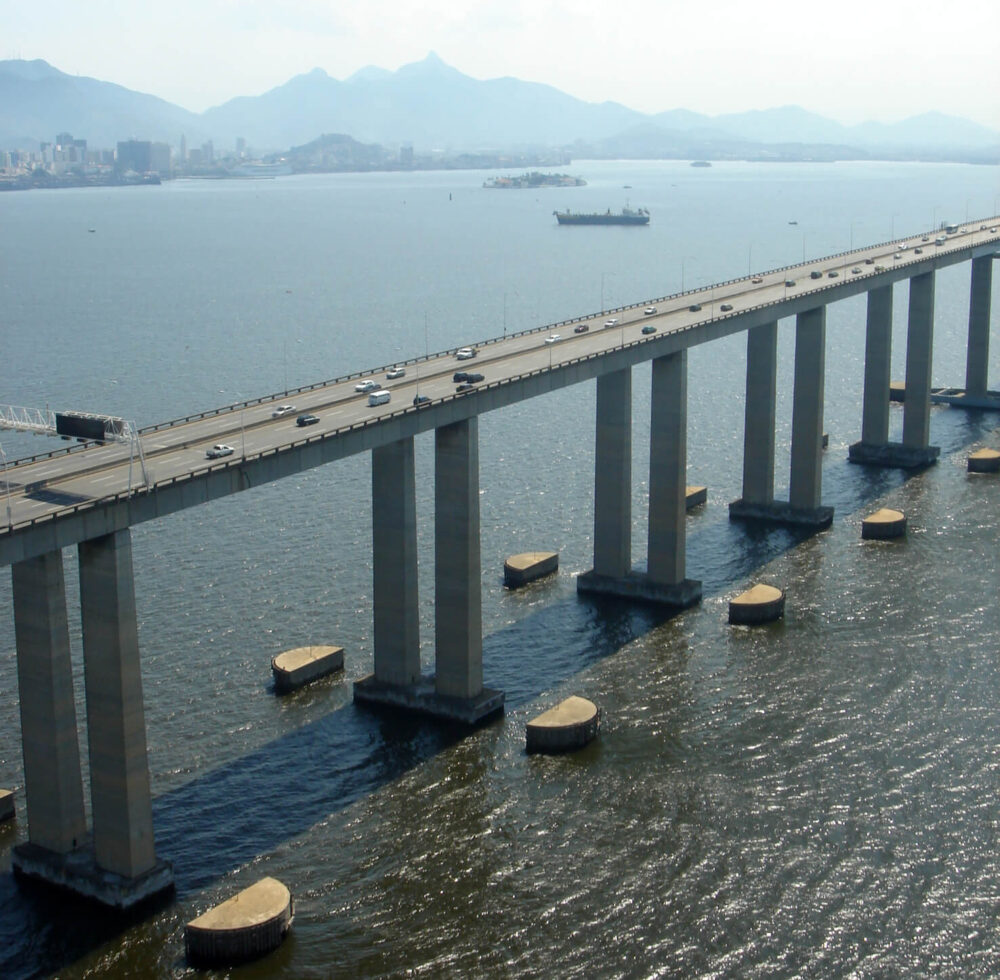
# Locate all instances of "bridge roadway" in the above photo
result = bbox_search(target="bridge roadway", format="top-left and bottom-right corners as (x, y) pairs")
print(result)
(2, 218), (998, 558)
(2, 215), (998, 909)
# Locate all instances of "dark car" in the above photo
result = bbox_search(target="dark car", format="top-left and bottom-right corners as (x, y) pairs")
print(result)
(413, 394), (431, 407)
(720, 303), (733, 312)
(462, 372), (484, 383)
(456, 382), (477, 393)
(641, 324), (656, 335)
(810, 270), (823, 279)
(573, 323), (590, 333)
(785, 279), (796, 287)
(453, 371), (470, 382)
(827, 270), (839, 278)
(296, 414), (319, 427)
(689, 303), (702, 312)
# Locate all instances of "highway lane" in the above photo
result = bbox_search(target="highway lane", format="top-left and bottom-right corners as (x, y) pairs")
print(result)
(3, 220), (997, 530)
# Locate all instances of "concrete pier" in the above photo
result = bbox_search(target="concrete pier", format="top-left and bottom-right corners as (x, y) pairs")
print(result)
(504, 551), (559, 587)
(580, 356), (701, 608)
(685, 485), (707, 509)
(0, 789), (14, 823)
(729, 584), (785, 624)
(732, 309), (833, 529)
(861, 508), (907, 540)
(371, 437), (420, 687)
(12, 550), (86, 855)
(526, 696), (600, 753)
(590, 369), (632, 579)
(185, 877), (293, 965)
(902, 272), (938, 462)
(271, 646), (344, 692)
(740, 321), (778, 507)
(966, 255), (994, 399)
(968, 448), (1000, 473)
(849, 286), (893, 464)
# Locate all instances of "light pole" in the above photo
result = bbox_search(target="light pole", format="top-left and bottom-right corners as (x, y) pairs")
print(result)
(0, 442), (12, 528)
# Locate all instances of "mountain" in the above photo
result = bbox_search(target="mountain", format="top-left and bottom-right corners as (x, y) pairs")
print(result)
(0, 59), (207, 148)
(1, 54), (997, 163)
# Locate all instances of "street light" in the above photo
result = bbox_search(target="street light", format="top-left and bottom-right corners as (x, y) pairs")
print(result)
(0, 442), (12, 528)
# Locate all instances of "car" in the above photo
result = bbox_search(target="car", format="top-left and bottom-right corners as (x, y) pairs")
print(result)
(810, 270), (823, 279)
(689, 303), (702, 312)
(456, 382), (477, 392)
(354, 379), (379, 393)
(720, 303), (733, 312)
(206, 444), (234, 459)
(899, 242), (909, 249)
(464, 372), (484, 383)
(785, 279), (796, 287)
(413, 394), (431, 407)
(453, 371), (470, 382)
(644, 307), (657, 315)
(893, 253), (902, 260)
(865, 258), (875, 264)
(641, 324), (657, 335)
(751, 277), (763, 284)
(544, 334), (561, 344)
(295, 414), (319, 427)
(922, 236), (930, 242)
(386, 367), (406, 379)
(604, 318), (619, 328)
(455, 347), (477, 360)
(914, 247), (923, 254)
(874, 264), (886, 272)
(271, 404), (296, 417)
(991, 228), (997, 233)
(851, 267), (862, 274)
(573, 323), (590, 333)
(827, 270), (839, 278)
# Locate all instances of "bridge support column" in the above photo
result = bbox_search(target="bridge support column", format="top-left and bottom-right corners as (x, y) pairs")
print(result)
(14, 532), (173, 908)
(849, 286), (894, 464)
(579, 359), (700, 608)
(11, 551), (87, 856)
(80, 530), (172, 902)
(850, 272), (941, 466)
(370, 437), (420, 687)
(356, 423), (502, 725)
(965, 256), (993, 400)
(732, 309), (833, 529)
(729, 321), (778, 519)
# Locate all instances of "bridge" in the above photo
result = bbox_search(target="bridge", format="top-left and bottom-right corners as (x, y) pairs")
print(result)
(2, 219), (998, 907)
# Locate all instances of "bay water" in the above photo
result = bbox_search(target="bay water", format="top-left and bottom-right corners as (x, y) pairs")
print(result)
(1, 159), (999, 977)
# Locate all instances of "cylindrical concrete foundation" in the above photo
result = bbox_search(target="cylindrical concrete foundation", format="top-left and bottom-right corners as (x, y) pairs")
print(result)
(968, 448), (1000, 474)
(861, 508), (907, 540)
(271, 646), (344, 693)
(729, 584), (785, 624)
(185, 877), (293, 966)
(526, 696), (599, 753)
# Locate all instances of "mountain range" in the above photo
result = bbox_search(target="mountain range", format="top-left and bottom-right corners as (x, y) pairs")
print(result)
(2, 53), (998, 163)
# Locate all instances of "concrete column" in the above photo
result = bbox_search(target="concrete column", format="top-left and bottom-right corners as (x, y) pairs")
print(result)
(434, 418), (482, 701)
(860, 285), (893, 445)
(789, 307), (826, 510)
(902, 271), (936, 449)
(647, 351), (688, 585)
(741, 321), (778, 505)
(12, 551), (87, 854)
(966, 255), (993, 398)
(372, 437), (420, 687)
(79, 529), (156, 879)
(592, 368), (632, 578)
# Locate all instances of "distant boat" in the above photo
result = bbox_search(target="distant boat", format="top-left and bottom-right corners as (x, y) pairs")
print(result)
(484, 171), (586, 189)
(690, 160), (712, 167)
(553, 206), (650, 226)
(788, 220), (798, 225)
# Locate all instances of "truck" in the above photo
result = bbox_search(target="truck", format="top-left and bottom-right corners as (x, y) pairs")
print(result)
(368, 390), (391, 406)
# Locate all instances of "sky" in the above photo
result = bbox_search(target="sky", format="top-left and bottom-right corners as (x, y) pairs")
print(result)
(4, 0), (1000, 129)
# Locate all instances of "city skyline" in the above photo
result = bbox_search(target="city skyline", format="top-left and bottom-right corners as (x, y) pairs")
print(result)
(4, 0), (999, 129)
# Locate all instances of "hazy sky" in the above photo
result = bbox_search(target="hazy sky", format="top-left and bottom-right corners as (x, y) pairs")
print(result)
(5, 0), (999, 128)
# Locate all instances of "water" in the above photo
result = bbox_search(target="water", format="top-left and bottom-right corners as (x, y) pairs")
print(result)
(1, 160), (999, 978)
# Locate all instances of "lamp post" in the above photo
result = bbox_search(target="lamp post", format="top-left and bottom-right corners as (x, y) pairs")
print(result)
(0, 442), (12, 528)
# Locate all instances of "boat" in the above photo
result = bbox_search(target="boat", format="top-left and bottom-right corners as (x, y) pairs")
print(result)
(484, 172), (585, 189)
(553, 206), (650, 226)
(690, 160), (712, 167)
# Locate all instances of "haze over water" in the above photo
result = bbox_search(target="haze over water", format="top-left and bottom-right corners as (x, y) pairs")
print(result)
(1, 160), (999, 978)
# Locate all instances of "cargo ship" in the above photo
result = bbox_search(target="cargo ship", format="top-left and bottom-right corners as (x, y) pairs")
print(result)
(553, 206), (650, 226)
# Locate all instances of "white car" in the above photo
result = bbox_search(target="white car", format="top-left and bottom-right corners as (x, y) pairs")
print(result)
(544, 334), (561, 344)
(386, 367), (406, 379)
(354, 379), (379, 392)
(206, 444), (234, 459)
(271, 404), (296, 417)
(604, 318), (619, 328)
(455, 347), (477, 360)
(644, 307), (657, 315)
